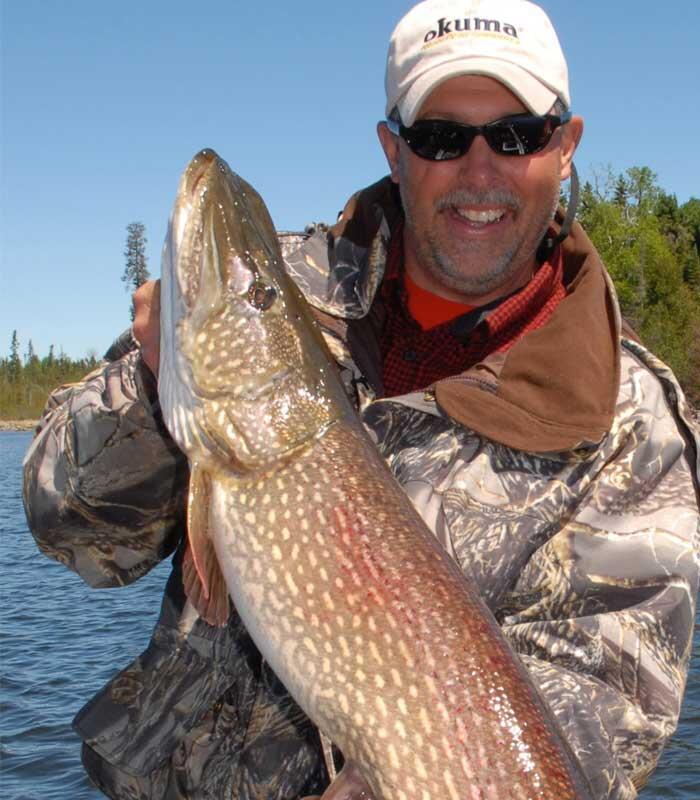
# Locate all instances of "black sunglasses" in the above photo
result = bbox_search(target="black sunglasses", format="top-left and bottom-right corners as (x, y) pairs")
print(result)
(387, 112), (572, 161)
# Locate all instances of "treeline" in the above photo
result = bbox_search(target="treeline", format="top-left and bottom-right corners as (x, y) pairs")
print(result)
(0, 332), (99, 420)
(574, 166), (699, 404)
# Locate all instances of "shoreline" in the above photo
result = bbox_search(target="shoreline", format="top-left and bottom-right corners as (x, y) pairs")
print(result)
(0, 420), (39, 432)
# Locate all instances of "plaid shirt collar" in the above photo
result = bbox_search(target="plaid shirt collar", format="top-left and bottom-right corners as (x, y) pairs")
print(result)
(379, 221), (566, 396)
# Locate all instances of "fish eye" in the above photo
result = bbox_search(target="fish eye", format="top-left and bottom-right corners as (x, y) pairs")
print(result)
(247, 280), (277, 311)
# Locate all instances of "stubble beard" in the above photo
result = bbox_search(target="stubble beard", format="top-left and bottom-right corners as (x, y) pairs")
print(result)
(401, 185), (561, 299)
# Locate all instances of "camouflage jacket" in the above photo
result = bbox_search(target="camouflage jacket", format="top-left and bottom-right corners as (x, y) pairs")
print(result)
(23, 178), (700, 800)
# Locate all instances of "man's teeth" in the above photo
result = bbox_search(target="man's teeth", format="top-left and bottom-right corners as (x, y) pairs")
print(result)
(454, 208), (505, 223)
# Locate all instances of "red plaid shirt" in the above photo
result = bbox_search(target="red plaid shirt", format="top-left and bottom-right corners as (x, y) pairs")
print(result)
(380, 225), (566, 397)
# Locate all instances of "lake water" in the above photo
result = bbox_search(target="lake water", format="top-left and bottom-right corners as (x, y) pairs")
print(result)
(1, 430), (699, 799)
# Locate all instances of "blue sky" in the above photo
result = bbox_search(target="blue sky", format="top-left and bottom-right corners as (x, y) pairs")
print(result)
(2, 0), (699, 361)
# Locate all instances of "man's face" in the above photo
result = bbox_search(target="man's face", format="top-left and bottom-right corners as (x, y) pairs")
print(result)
(378, 75), (582, 304)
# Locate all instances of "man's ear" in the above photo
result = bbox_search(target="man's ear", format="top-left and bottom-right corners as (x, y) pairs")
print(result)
(377, 122), (401, 184)
(559, 115), (584, 182)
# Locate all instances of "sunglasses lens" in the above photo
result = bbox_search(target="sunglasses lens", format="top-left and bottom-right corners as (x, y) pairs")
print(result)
(399, 115), (563, 160)
(486, 117), (554, 156)
(403, 121), (472, 161)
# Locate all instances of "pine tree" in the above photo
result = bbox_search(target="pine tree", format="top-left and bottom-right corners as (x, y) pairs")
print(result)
(122, 221), (150, 320)
(8, 330), (21, 382)
(25, 339), (37, 365)
(613, 175), (628, 208)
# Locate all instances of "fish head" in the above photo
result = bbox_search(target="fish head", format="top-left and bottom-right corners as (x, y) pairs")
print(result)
(159, 149), (347, 472)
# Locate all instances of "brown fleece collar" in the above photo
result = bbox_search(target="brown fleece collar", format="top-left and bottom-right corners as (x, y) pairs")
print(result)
(435, 221), (622, 453)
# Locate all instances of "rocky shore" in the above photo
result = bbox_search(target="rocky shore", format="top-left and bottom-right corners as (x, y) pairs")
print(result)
(0, 419), (38, 432)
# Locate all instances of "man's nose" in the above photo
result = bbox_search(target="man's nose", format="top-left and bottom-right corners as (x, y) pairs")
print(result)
(455, 133), (503, 185)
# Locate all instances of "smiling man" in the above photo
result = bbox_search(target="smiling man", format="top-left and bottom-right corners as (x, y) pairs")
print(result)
(23, 1), (700, 799)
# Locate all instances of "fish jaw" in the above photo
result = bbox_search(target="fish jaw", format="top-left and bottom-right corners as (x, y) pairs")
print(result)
(158, 149), (350, 473)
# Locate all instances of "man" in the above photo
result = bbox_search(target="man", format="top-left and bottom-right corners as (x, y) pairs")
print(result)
(23, 1), (699, 798)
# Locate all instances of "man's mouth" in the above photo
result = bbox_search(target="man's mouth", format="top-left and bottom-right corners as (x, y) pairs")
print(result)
(452, 207), (507, 225)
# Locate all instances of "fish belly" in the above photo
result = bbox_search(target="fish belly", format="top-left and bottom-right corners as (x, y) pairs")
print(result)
(210, 420), (588, 800)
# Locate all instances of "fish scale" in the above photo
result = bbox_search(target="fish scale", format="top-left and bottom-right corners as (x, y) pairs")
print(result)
(158, 148), (594, 799)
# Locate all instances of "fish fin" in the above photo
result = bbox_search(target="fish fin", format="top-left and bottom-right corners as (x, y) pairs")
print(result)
(183, 463), (230, 627)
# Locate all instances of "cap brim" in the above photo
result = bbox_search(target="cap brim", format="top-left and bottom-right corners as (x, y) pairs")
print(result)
(396, 58), (559, 125)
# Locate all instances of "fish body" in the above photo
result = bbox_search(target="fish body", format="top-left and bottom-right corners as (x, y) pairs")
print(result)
(158, 149), (593, 799)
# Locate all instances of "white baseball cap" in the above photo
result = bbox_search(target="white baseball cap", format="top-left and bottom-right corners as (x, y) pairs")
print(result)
(385, 0), (570, 126)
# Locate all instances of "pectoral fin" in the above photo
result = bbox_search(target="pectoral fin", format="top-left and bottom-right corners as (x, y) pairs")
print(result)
(182, 463), (230, 626)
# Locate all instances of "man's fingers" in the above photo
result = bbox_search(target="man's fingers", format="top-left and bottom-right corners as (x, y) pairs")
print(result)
(132, 279), (161, 376)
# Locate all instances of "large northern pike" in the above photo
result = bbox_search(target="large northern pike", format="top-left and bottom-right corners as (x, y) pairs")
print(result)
(158, 148), (593, 800)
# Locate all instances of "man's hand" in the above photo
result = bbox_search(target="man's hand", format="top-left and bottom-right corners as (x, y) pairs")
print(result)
(132, 279), (161, 377)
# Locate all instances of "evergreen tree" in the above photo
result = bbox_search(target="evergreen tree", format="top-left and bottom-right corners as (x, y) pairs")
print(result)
(8, 331), (21, 382)
(613, 175), (628, 208)
(122, 221), (150, 320)
(25, 339), (37, 366)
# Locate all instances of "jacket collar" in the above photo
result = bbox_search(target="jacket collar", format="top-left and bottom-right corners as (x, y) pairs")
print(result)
(290, 176), (621, 453)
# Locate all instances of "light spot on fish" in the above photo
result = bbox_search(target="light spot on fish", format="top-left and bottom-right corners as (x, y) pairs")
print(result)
(269, 591), (284, 612)
(398, 639), (415, 668)
(267, 568), (277, 583)
(245, 512), (256, 525)
(375, 675), (385, 690)
(305, 583), (314, 595)
(443, 769), (460, 800)
(353, 711), (364, 727)
(322, 592), (335, 611)
(391, 668), (403, 688)
(271, 545), (282, 561)
(338, 637), (350, 658)
(369, 642), (383, 665)
(394, 719), (407, 740)
(285, 572), (299, 596)
(420, 707), (433, 734)
(375, 697), (388, 719)
(338, 694), (349, 714)
(303, 636), (317, 656)
(282, 527), (291, 540)
(460, 755), (476, 783)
